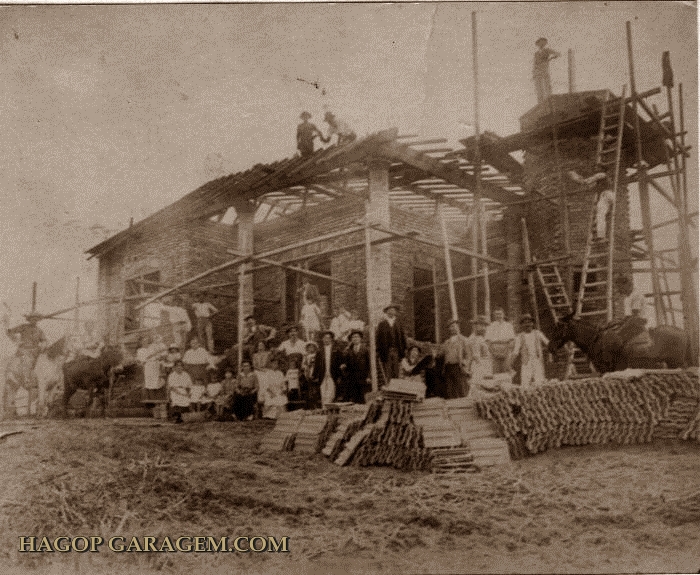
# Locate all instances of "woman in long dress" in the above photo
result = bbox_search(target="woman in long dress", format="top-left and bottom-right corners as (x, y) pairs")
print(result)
(253, 341), (271, 419)
(137, 335), (167, 401)
(262, 356), (287, 419)
(298, 279), (322, 341)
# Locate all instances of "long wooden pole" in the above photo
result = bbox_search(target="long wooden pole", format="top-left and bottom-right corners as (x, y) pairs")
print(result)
(439, 204), (459, 321)
(364, 201), (378, 392)
(521, 218), (541, 332)
(627, 20), (663, 326)
(471, 11), (481, 321)
(432, 258), (441, 343)
(236, 264), (245, 371)
(31, 282), (37, 314)
(74, 277), (80, 335)
(568, 49), (575, 93)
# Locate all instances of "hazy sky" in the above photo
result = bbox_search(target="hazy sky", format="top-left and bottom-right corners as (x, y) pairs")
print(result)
(0, 2), (696, 334)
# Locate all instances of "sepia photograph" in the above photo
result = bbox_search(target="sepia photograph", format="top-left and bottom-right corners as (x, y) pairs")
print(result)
(0, 1), (697, 573)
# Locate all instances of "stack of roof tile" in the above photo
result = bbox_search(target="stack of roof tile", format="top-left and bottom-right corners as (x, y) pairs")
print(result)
(476, 370), (700, 458)
(260, 410), (304, 451)
(293, 414), (332, 453)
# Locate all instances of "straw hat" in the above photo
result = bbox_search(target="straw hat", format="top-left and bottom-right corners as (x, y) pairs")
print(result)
(300, 111), (312, 120)
(520, 313), (535, 325)
(383, 303), (401, 313)
(535, 37), (548, 47)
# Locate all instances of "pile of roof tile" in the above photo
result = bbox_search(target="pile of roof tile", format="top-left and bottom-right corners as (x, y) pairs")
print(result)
(293, 413), (332, 453)
(260, 410), (304, 451)
(322, 404), (371, 461)
(476, 370), (700, 459)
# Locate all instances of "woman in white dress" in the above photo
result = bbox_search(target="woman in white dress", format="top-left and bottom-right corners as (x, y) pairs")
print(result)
(137, 335), (167, 401)
(262, 356), (287, 419)
(298, 279), (322, 341)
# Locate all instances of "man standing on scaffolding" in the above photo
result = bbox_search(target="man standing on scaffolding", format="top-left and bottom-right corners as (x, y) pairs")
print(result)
(568, 170), (614, 240)
(533, 37), (560, 104)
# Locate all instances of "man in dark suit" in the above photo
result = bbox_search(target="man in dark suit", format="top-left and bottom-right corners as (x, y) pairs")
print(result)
(375, 303), (407, 385)
(342, 329), (371, 403)
(312, 331), (343, 406)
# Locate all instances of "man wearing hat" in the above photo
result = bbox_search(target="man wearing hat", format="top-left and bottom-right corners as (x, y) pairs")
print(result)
(296, 111), (324, 158)
(311, 330), (343, 406)
(376, 303), (407, 384)
(465, 316), (493, 390)
(277, 324), (307, 368)
(533, 37), (560, 103)
(5, 311), (46, 366)
(512, 314), (550, 387)
(320, 111), (357, 146)
(440, 318), (472, 399)
(242, 315), (276, 361)
(485, 307), (516, 374)
(342, 329), (371, 404)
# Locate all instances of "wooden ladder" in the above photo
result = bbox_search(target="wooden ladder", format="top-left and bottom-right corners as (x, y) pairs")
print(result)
(575, 86), (627, 324)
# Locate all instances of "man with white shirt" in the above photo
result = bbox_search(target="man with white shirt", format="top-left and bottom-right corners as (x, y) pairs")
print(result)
(484, 307), (516, 374)
(182, 337), (217, 385)
(191, 293), (218, 352)
(512, 314), (550, 387)
(440, 319), (472, 399)
(312, 331), (343, 406)
(163, 296), (192, 349)
(329, 306), (351, 341)
(277, 324), (307, 368)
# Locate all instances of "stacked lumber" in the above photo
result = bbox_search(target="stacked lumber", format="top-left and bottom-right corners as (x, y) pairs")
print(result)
(322, 404), (371, 461)
(430, 447), (477, 475)
(476, 370), (700, 459)
(468, 438), (511, 467)
(351, 401), (432, 471)
(412, 398), (460, 449)
(260, 410), (304, 451)
(294, 413), (332, 453)
(381, 379), (425, 401)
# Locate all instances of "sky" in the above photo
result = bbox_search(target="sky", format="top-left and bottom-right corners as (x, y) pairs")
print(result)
(0, 1), (696, 338)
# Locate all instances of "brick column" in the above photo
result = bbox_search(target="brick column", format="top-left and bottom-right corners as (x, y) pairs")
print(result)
(235, 200), (255, 318)
(366, 161), (392, 319)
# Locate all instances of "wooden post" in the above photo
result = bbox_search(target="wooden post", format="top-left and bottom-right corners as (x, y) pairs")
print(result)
(432, 258), (441, 343)
(439, 204), (459, 321)
(627, 21), (663, 325)
(521, 218), (541, 331)
(31, 282), (37, 314)
(568, 49), (575, 93)
(471, 11), (481, 321)
(676, 83), (699, 358)
(364, 201), (378, 392)
(237, 264), (245, 371)
(480, 203), (491, 319)
(74, 277), (80, 335)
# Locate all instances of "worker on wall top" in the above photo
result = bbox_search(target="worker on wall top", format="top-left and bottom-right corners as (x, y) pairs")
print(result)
(296, 111), (324, 158)
(533, 37), (560, 104)
(320, 111), (357, 146)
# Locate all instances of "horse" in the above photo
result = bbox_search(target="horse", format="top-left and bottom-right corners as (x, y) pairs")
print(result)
(63, 345), (124, 417)
(548, 313), (693, 374)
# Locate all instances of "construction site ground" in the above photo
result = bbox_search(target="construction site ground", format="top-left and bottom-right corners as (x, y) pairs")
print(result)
(0, 418), (697, 575)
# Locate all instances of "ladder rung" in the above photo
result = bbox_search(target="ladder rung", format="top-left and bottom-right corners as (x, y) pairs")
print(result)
(584, 281), (608, 287)
(603, 124), (619, 131)
(579, 310), (608, 316)
(582, 295), (609, 302)
(586, 267), (608, 273)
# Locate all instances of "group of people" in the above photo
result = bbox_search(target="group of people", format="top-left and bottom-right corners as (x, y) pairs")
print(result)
(296, 110), (357, 158)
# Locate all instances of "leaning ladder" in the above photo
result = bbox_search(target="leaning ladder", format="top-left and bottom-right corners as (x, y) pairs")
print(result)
(522, 223), (592, 378)
(575, 86), (627, 323)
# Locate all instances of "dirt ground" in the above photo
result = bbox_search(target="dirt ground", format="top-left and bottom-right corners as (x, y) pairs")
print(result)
(0, 418), (697, 575)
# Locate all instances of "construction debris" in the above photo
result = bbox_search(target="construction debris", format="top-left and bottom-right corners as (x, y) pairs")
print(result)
(476, 370), (700, 459)
(260, 410), (304, 451)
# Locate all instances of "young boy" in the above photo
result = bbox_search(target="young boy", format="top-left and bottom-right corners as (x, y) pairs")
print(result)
(167, 360), (192, 423)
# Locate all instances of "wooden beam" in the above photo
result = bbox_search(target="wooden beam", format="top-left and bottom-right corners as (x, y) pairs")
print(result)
(225, 249), (356, 287)
(370, 224), (508, 267)
(438, 204), (459, 321)
(364, 200), (379, 393)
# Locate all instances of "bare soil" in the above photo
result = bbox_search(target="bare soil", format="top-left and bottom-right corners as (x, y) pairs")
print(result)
(0, 418), (697, 574)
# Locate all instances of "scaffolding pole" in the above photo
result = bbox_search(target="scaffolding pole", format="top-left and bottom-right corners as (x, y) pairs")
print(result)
(74, 277), (80, 335)
(432, 258), (441, 343)
(364, 201), (379, 392)
(627, 20), (664, 326)
(470, 11), (481, 321)
(521, 218), (541, 331)
(439, 203), (459, 321)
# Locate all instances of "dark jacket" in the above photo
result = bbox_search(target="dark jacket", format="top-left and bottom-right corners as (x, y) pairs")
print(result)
(343, 343), (370, 383)
(311, 344), (343, 383)
(375, 318), (407, 363)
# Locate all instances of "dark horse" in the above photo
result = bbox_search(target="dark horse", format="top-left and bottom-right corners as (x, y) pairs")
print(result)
(63, 346), (123, 416)
(548, 313), (693, 374)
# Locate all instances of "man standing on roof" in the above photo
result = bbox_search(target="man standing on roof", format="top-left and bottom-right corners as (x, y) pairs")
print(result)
(296, 111), (324, 158)
(320, 111), (357, 146)
(533, 37), (560, 104)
